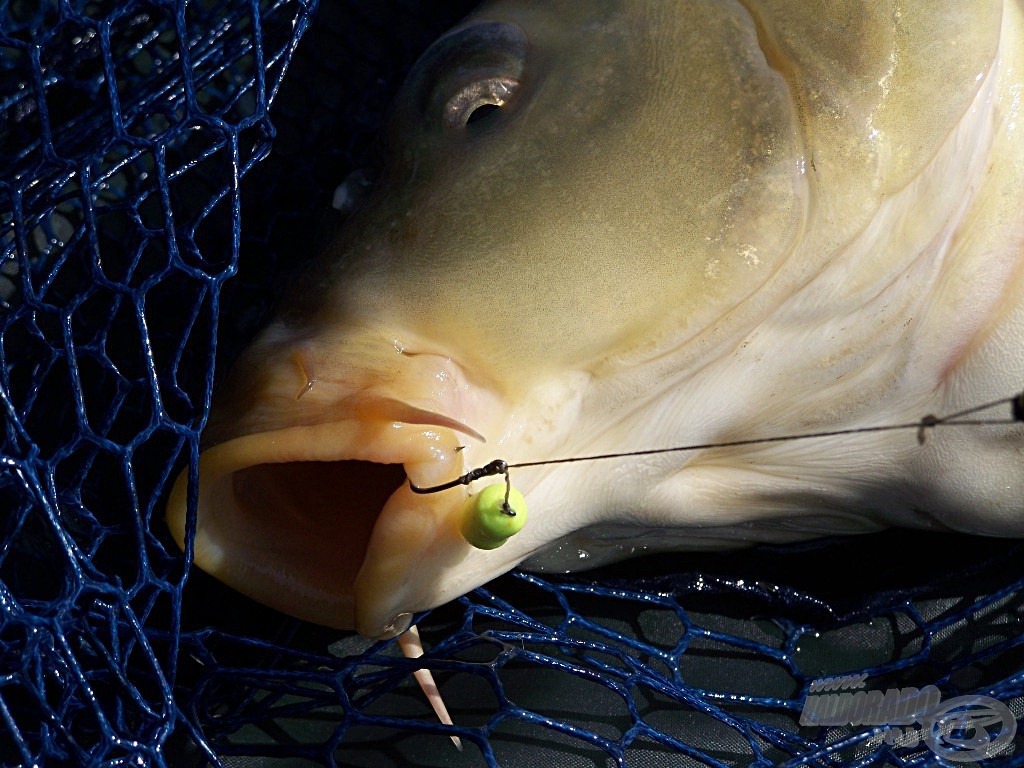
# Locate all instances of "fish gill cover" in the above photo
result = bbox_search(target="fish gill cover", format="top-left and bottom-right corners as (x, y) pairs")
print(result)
(0, 1), (1022, 766)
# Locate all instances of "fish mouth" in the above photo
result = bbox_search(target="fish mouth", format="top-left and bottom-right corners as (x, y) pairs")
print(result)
(229, 458), (407, 610)
(165, 406), (469, 635)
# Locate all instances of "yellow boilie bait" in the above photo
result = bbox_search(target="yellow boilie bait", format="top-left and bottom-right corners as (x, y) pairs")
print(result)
(460, 483), (527, 550)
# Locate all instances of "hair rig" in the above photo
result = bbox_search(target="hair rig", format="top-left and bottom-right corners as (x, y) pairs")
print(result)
(409, 390), (1024, 550)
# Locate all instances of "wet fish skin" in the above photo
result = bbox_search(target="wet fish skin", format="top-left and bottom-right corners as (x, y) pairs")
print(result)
(167, 1), (1024, 638)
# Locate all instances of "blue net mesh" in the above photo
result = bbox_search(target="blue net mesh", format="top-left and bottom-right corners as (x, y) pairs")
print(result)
(1, 2), (1022, 766)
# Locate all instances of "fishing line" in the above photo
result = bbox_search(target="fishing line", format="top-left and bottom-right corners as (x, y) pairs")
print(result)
(409, 390), (1024, 504)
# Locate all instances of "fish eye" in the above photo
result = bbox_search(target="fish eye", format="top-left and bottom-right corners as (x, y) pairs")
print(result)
(403, 21), (528, 133)
(445, 76), (519, 128)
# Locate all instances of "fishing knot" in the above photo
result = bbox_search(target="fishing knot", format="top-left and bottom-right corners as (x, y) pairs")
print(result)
(917, 414), (939, 445)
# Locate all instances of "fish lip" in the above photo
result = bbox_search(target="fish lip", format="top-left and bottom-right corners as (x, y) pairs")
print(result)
(353, 472), (547, 639)
(345, 394), (487, 443)
(353, 482), (466, 638)
(166, 414), (468, 632)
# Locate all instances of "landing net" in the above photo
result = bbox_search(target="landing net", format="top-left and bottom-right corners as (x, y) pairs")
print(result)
(1, 3), (1021, 766)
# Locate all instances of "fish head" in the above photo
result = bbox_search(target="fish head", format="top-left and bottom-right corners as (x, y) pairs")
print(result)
(167, 0), (1020, 638)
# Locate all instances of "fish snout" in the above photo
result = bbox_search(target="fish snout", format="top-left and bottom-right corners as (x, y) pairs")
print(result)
(165, 330), (500, 635)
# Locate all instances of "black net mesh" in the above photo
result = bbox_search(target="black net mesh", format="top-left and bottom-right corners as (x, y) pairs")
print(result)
(1, 2), (1022, 766)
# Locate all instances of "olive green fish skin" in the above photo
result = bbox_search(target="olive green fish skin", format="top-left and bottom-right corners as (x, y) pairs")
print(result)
(167, 1), (1024, 638)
